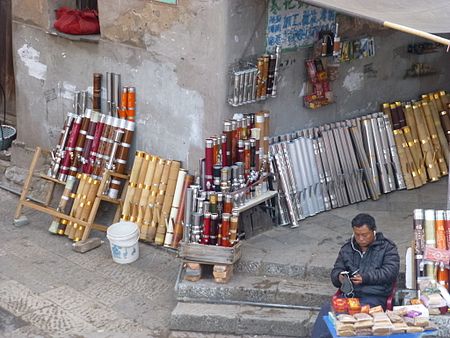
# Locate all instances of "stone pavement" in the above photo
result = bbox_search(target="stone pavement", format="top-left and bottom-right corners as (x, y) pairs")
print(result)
(0, 175), (448, 337)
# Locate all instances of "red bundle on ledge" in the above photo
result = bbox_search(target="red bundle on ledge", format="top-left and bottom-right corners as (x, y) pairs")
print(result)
(54, 7), (100, 35)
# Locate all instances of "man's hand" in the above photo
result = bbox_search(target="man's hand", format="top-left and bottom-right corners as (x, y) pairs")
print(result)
(351, 274), (363, 285)
(338, 272), (347, 284)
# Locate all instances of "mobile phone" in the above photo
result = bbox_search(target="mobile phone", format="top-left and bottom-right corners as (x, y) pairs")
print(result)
(340, 271), (349, 275)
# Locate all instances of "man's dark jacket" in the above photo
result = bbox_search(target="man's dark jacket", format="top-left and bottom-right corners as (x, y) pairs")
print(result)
(331, 232), (400, 297)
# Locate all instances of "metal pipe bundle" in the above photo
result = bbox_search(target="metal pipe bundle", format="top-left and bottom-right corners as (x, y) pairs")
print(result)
(227, 47), (280, 107)
(270, 111), (411, 226)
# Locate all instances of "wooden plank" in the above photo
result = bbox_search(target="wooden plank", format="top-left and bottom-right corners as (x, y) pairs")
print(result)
(233, 190), (278, 214)
(109, 171), (129, 180)
(21, 200), (91, 228)
(39, 174), (66, 185)
(178, 241), (242, 265)
(98, 195), (120, 205)
(15, 147), (41, 219)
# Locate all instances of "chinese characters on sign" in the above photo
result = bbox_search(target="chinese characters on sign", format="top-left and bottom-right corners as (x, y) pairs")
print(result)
(267, 0), (335, 52)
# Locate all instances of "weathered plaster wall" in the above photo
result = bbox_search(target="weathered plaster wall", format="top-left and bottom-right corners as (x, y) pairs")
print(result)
(11, 0), (450, 171)
(222, 2), (450, 136)
(12, 0), (227, 170)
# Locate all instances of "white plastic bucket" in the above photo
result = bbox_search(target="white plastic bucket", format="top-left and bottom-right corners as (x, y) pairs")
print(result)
(106, 221), (140, 264)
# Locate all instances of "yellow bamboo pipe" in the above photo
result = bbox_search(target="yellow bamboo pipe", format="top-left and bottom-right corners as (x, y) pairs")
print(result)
(155, 161), (181, 246)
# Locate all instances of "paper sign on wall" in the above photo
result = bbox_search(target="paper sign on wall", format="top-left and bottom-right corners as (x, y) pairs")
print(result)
(267, 0), (336, 52)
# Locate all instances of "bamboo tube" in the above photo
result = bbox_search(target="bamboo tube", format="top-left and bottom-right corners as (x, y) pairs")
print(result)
(413, 104), (440, 181)
(422, 101), (447, 176)
(395, 102), (406, 128)
(137, 155), (157, 225)
(382, 21), (450, 47)
(68, 177), (93, 239)
(390, 103), (401, 129)
(402, 126), (426, 185)
(141, 158), (165, 241)
(164, 169), (187, 247)
(155, 161), (181, 246)
(148, 160), (171, 242)
(49, 174), (78, 234)
(393, 129), (415, 189)
(63, 174), (88, 236)
(171, 174), (194, 248)
(121, 151), (145, 220)
(74, 179), (100, 241)
(422, 95), (449, 165)
(439, 91), (449, 109)
(381, 103), (392, 125)
(403, 104), (420, 145)
(439, 110), (450, 143)
(432, 92), (445, 113)
(130, 153), (151, 222)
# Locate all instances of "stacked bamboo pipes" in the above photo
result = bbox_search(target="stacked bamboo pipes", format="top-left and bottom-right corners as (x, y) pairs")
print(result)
(47, 72), (136, 241)
(270, 113), (405, 226)
(382, 90), (450, 189)
(121, 150), (191, 247)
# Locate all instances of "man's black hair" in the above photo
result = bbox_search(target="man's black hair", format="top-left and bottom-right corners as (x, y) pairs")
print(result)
(351, 213), (376, 231)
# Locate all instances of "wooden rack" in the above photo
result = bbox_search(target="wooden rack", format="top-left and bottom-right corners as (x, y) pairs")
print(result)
(14, 146), (129, 241)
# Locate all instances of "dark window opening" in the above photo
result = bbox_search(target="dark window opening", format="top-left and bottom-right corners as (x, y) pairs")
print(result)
(48, 0), (100, 41)
(76, 0), (98, 11)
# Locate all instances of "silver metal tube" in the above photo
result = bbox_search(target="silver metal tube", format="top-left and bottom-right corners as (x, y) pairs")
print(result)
(350, 125), (380, 200)
(183, 187), (193, 243)
(287, 141), (308, 218)
(362, 118), (381, 197)
(370, 117), (391, 194)
(312, 137), (331, 210)
(377, 116), (396, 191)
(384, 116), (406, 190)
(317, 132), (338, 208)
(305, 133), (325, 213)
(342, 123), (368, 201)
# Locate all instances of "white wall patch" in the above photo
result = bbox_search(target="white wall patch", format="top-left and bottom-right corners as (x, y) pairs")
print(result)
(343, 67), (364, 92)
(17, 44), (47, 81)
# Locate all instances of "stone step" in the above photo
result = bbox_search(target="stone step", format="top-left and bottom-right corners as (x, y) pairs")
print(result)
(235, 258), (333, 283)
(235, 258), (407, 287)
(176, 271), (335, 308)
(170, 302), (318, 337)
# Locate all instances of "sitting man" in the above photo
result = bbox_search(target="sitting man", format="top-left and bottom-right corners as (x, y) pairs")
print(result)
(312, 213), (400, 338)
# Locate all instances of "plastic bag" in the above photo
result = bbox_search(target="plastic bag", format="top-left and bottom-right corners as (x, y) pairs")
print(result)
(54, 7), (100, 35)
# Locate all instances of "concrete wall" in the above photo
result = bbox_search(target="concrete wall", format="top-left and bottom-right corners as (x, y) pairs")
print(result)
(11, 0), (450, 171)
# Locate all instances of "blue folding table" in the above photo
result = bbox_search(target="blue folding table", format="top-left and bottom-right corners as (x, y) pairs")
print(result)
(323, 316), (436, 338)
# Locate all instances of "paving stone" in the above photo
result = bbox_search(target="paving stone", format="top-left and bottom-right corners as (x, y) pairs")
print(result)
(3, 324), (50, 338)
(97, 317), (150, 333)
(0, 306), (29, 334)
(76, 302), (124, 329)
(111, 293), (173, 330)
(21, 303), (96, 334)
(0, 254), (59, 293)
(0, 280), (53, 316)
(82, 280), (133, 306)
(40, 285), (95, 311)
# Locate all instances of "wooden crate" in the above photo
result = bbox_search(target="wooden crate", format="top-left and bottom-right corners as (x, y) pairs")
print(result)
(178, 241), (242, 265)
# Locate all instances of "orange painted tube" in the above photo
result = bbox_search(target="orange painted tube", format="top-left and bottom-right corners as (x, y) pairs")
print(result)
(127, 87), (136, 121)
(119, 87), (128, 119)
